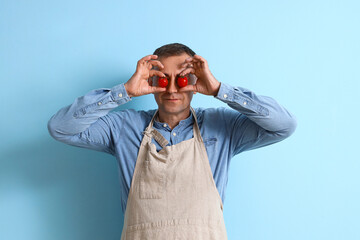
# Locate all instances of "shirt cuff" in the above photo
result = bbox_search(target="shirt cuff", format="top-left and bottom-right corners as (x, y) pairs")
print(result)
(110, 83), (132, 105)
(215, 82), (269, 116)
(215, 82), (235, 101)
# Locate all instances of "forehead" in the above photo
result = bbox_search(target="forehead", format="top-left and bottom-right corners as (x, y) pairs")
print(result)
(159, 53), (191, 70)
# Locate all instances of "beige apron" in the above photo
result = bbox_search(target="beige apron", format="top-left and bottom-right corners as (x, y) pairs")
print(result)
(120, 107), (228, 240)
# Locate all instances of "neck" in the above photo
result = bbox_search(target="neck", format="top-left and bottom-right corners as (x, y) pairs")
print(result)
(157, 108), (191, 129)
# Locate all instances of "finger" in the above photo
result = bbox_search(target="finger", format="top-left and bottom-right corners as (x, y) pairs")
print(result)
(189, 58), (204, 69)
(149, 69), (166, 78)
(180, 67), (195, 76)
(180, 61), (194, 68)
(195, 62), (202, 69)
(193, 54), (206, 62)
(188, 55), (205, 64)
(184, 57), (201, 64)
(139, 54), (158, 64)
(193, 55), (207, 66)
(183, 58), (204, 70)
(149, 86), (167, 94)
(185, 55), (204, 62)
(149, 60), (165, 69)
(178, 84), (197, 92)
(185, 59), (202, 68)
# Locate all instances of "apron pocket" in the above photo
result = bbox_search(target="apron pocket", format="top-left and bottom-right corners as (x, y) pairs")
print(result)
(139, 158), (166, 199)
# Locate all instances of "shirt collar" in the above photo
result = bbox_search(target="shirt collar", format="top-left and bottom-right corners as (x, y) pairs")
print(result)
(153, 110), (194, 131)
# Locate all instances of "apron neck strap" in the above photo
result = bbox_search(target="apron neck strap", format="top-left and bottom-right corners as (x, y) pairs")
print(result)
(144, 107), (203, 143)
(190, 107), (203, 142)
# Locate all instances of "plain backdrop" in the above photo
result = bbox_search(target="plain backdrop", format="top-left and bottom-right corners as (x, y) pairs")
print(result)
(1, 0), (359, 239)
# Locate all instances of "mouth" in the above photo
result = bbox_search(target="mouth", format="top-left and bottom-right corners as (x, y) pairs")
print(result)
(165, 99), (179, 102)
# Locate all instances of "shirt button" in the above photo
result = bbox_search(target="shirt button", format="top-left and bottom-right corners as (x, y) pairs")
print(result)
(223, 94), (228, 98)
(118, 93), (123, 98)
(173, 132), (176, 136)
(97, 102), (102, 105)
(163, 124), (167, 127)
(243, 101), (247, 105)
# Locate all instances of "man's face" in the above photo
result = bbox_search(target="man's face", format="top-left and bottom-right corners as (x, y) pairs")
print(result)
(152, 53), (196, 116)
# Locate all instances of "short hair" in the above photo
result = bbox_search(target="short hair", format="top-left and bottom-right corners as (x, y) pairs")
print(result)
(153, 43), (196, 58)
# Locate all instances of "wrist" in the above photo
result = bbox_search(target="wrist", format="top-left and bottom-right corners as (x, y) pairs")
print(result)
(124, 83), (133, 98)
(213, 82), (221, 96)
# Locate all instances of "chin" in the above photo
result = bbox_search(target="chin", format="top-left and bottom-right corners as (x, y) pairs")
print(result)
(159, 103), (189, 114)
(161, 105), (183, 114)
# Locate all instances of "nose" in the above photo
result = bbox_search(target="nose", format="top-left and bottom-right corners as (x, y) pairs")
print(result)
(166, 77), (179, 93)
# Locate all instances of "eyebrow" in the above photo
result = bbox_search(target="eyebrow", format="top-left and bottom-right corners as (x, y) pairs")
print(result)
(163, 73), (181, 78)
(163, 72), (191, 78)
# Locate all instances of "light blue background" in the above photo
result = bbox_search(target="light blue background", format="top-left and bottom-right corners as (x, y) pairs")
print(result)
(1, 0), (359, 239)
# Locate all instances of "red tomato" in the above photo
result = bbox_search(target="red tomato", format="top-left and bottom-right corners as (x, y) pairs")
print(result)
(158, 77), (168, 88)
(177, 76), (188, 88)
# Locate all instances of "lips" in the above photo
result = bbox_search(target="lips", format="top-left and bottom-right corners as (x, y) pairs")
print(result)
(162, 94), (181, 101)
(163, 96), (180, 100)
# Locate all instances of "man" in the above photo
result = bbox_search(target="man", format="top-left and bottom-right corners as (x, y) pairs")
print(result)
(48, 43), (297, 239)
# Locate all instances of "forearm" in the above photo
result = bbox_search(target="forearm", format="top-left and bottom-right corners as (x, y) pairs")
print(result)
(47, 83), (131, 138)
(215, 82), (297, 135)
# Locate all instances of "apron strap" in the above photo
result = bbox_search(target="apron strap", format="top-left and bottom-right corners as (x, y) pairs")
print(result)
(143, 107), (203, 146)
(149, 128), (169, 148)
(143, 110), (169, 148)
(190, 107), (203, 142)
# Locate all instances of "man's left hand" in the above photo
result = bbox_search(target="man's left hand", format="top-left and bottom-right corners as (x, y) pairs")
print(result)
(179, 55), (221, 96)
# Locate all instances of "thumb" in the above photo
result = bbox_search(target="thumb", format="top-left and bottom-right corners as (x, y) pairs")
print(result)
(149, 86), (167, 94)
(178, 84), (196, 93)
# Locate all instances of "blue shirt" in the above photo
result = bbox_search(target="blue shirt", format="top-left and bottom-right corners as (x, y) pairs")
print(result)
(47, 82), (297, 213)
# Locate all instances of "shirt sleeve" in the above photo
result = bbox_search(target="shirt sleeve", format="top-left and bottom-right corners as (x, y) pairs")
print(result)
(214, 82), (297, 156)
(47, 83), (131, 155)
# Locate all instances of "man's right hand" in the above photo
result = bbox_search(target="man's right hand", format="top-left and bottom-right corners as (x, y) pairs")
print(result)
(124, 55), (167, 98)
